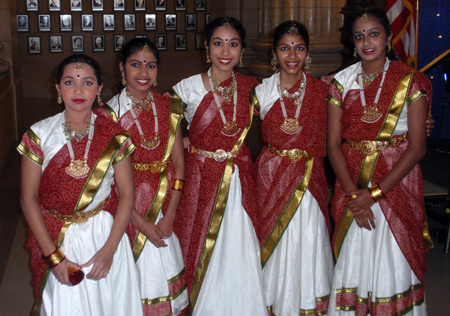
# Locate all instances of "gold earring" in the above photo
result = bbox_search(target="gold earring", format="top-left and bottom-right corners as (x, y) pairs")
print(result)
(239, 49), (244, 67)
(121, 74), (127, 86)
(153, 80), (158, 87)
(387, 42), (392, 52)
(97, 90), (102, 104)
(206, 48), (211, 63)
(353, 47), (357, 58)
(304, 55), (312, 70)
(57, 92), (62, 104)
(271, 56), (278, 71)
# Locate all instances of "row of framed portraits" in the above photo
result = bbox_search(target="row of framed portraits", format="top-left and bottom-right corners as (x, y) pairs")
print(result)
(18, 13), (208, 32)
(27, 0), (207, 11)
(27, 33), (207, 53)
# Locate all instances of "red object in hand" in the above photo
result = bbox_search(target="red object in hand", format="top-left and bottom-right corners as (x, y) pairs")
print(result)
(68, 266), (84, 286)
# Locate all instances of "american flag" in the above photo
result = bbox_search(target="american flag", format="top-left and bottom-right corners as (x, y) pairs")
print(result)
(386, 0), (418, 67)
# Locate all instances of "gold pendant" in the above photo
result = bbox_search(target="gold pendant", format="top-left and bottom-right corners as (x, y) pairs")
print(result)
(141, 134), (160, 149)
(65, 159), (90, 178)
(221, 121), (240, 137)
(361, 106), (382, 123)
(280, 118), (302, 134)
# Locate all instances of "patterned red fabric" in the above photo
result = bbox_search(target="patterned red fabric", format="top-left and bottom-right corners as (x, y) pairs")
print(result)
(329, 61), (432, 285)
(20, 115), (131, 300)
(173, 72), (259, 293)
(255, 74), (330, 246)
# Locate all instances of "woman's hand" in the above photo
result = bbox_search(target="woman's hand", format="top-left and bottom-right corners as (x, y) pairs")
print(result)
(81, 246), (115, 280)
(156, 215), (174, 238)
(346, 189), (376, 230)
(141, 221), (168, 248)
(51, 258), (82, 285)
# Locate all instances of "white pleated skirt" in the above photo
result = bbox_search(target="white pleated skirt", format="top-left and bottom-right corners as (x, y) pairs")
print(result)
(328, 201), (427, 316)
(192, 166), (268, 316)
(263, 189), (334, 316)
(136, 212), (189, 315)
(40, 211), (143, 316)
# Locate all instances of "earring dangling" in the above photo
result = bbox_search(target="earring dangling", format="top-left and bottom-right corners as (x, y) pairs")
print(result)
(153, 80), (158, 87)
(57, 92), (62, 105)
(121, 74), (127, 86)
(353, 47), (357, 58)
(271, 56), (278, 71)
(304, 55), (312, 70)
(206, 47), (211, 63)
(239, 49), (244, 67)
(387, 42), (392, 52)
(97, 90), (102, 104)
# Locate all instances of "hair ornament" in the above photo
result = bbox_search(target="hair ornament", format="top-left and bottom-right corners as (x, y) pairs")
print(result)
(142, 44), (150, 54)
(74, 62), (83, 72)
(288, 22), (299, 35)
(360, 9), (369, 22)
(223, 17), (232, 29)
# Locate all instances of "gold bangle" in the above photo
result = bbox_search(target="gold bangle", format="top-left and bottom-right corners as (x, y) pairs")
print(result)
(172, 179), (185, 192)
(345, 194), (358, 201)
(368, 184), (385, 203)
(44, 247), (65, 269)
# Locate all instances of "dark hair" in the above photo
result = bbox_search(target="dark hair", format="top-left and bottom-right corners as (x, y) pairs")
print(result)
(121, 37), (160, 65)
(205, 17), (246, 48)
(56, 54), (102, 85)
(273, 20), (310, 51)
(351, 7), (399, 60)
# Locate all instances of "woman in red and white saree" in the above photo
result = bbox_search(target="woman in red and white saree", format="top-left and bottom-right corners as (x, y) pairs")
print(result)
(253, 21), (334, 316)
(171, 17), (267, 315)
(18, 55), (143, 316)
(327, 8), (432, 316)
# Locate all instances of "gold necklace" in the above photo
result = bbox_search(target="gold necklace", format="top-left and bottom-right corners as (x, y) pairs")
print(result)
(278, 72), (306, 134)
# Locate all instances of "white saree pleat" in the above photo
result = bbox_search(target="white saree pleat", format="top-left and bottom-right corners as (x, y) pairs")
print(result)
(192, 166), (267, 316)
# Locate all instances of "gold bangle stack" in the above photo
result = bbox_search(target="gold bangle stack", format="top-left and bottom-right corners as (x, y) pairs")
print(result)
(368, 184), (386, 203)
(44, 247), (65, 268)
(172, 179), (185, 193)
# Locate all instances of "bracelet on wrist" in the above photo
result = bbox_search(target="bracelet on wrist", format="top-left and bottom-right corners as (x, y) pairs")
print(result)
(345, 194), (358, 201)
(368, 184), (385, 203)
(172, 178), (185, 193)
(43, 247), (66, 269)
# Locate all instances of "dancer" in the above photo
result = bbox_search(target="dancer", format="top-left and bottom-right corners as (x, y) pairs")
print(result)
(327, 8), (432, 315)
(171, 17), (267, 315)
(18, 54), (143, 315)
(102, 38), (188, 315)
(253, 20), (334, 316)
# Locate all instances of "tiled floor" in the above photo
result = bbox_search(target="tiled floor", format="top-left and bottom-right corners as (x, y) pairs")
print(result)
(0, 124), (449, 315)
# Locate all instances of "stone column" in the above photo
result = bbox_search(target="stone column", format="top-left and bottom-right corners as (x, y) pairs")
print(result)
(247, 0), (347, 79)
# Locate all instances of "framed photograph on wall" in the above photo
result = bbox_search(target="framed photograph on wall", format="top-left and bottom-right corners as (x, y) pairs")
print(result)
(103, 14), (115, 31)
(155, 0), (166, 11)
(70, 0), (82, 11)
(175, 33), (186, 51)
(145, 14), (156, 31)
(26, 0), (39, 12)
(39, 15), (51, 32)
(165, 14), (176, 31)
(92, 0), (103, 11)
(135, 34), (147, 38)
(155, 33), (167, 51)
(195, 32), (206, 50)
(49, 0), (61, 11)
(72, 35), (84, 52)
(185, 13), (196, 31)
(17, 15), (29, 32)
(50, 35), (62, 53)
(124, 14), (136, 31)
(114, 34), (126, 51)
(205, 13), (210, 24)
(175, 0), (186, 11)
(28, 36), (41, 54)
(93, 35), (105, 52)
(135, 0), (145, 11)
(82, 14), (94, 31)
(60, 14), (73, 31)
(114, 0), (125, 11)
(195, 0), (206, 11)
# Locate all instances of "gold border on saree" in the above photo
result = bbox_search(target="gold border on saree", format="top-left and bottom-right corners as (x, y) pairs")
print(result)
(45, 197), (109, 224)
(132, 160), (168, 173)
(267, 144), (310, 161)
(346, 132), (407, 155)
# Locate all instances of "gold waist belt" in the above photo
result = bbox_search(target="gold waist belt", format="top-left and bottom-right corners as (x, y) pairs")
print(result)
(132, 161), (167, 173)
(267, 144), (310, 161)
(45, 197), (110, 224)
(346, 132), (408, 155)
(189, 145), (235, 162)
